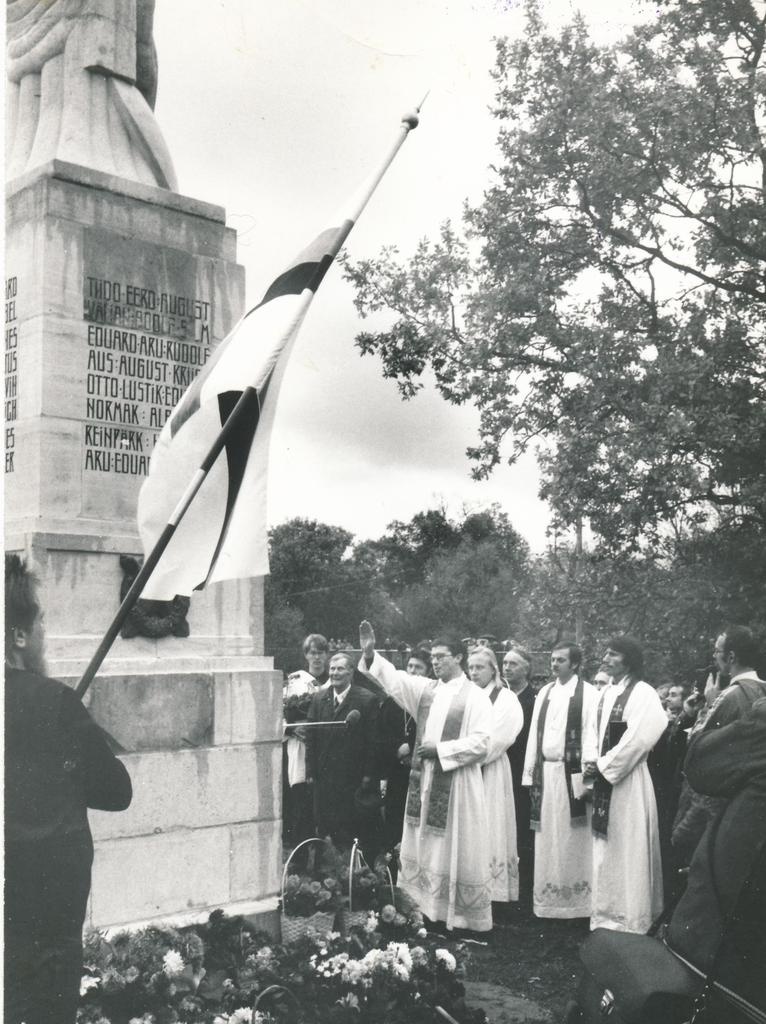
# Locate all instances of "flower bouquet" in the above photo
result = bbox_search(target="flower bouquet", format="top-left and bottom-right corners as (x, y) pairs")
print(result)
(279, 873), (342, 943)
(78, 909), (487, 1024)
(283, 691), (312, 725)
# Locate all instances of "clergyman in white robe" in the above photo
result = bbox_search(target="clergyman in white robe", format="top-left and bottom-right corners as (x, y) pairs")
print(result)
(363, 651), (494, 931)
(583, 678), (667, 933)
(482, 685), (523, 902)
(522, 676), (598, 918)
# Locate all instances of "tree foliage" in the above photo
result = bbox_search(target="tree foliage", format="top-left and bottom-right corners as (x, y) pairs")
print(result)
(519, 525), (766, 680)
(342, 0), (766, 549)
(264, 508), (766, 680)
(264, 507), (529, 664)
(264, 519), (362, 642)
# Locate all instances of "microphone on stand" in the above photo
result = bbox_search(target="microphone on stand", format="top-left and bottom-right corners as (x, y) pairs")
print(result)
(285, 709), (361, 730)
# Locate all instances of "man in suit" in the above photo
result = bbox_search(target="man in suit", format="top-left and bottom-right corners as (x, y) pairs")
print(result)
(503, 646), (537, 913)
(305, 651), (378, 850)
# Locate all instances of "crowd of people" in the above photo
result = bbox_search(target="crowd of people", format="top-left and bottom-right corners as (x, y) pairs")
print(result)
(282, 623), (766, 947)
(6, 541), (764, 1022)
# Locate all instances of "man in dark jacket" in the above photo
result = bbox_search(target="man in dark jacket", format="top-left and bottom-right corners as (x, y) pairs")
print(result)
(666, 698), (766, 1012)
(4, 554), (133, 1024)
(503, 646), (536, 913)
(306, 651), (378, 850)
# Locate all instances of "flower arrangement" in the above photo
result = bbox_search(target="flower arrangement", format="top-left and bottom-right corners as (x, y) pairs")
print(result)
(283, 692), (313, 724)
(77, 909), (486, 1024)
(280, 875), (343, 918)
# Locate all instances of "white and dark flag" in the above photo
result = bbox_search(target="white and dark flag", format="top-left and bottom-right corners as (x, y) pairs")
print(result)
(135, 105), (421, 600)
(136, 220), (353, 599)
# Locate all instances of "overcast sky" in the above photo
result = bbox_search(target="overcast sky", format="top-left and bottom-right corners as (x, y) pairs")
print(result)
(153, 0), (636, 550)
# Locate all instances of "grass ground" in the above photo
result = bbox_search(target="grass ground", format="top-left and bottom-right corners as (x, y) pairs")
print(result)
(465, 913), (588, 1021)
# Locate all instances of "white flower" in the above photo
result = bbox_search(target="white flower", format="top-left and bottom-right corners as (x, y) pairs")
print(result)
(387, 942), (413, 972)
(417, 927), (427, 938)
(336, 992), (360, 1009)
(364, 912), (379, 934)
(80, 974), (100, 996)
(230, 1009), (253, 1023)
(162, 949), (185, 978)
(435, 948), (457, 972)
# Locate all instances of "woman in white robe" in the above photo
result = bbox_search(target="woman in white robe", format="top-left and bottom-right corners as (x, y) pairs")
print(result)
(467, 646), (523, 904)
(583, 636), (668, 934)
(359, 622), (494, 932)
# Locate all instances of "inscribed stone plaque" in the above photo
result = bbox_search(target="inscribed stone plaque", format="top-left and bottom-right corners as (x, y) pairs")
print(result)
(81, 229), (213, 518)
(4, 274), (19, 474)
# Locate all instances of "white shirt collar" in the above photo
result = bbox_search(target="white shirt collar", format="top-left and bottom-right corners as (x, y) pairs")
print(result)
(441, 672), (467, 690)
(554, 673), (578, 690)
(730, 670), (759, 684)
(333, 685), (351, 705)
(611, 674), (631, 691)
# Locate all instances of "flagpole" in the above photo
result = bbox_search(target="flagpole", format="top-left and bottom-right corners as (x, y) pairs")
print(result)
(75, 100), (424, 701)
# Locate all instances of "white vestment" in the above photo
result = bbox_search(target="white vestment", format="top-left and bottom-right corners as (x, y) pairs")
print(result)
(365, 652), (493, 931)
(283, 670), (324, 787)
(482, 685), (523, 902)
(583, 678), (667, 933)
(522, 677), (598, 918)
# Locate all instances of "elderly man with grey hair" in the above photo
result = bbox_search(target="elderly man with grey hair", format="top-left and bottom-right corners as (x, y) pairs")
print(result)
(305, 651), (379, 851)
(503, 646), (537, 913)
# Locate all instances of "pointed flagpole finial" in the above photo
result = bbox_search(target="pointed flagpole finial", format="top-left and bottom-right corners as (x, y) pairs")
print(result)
(401, 90), (430, 131)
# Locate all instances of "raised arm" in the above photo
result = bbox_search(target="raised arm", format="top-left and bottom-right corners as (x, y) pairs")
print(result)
(358, 620), (425, 717)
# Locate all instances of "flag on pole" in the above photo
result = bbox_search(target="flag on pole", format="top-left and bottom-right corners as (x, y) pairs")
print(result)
(136, 106), (421, 600)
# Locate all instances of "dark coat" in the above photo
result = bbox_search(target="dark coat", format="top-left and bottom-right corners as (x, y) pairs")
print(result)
(507, 682), (535, 786)
(376, 696), (417, 854)
(306, 684), (377, 844)
(5, 667), (132, 1024)
(666, 698), (766, 1008)
(508, 682), (536, 836)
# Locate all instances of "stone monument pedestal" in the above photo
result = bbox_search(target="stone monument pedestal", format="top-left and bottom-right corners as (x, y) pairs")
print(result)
(5, 162), (282, 933)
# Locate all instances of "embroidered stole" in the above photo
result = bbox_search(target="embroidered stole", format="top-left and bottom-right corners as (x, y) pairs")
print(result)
(592, 680), (637, 838)
(529, 678), (586, 831)
(405, 678), (471, 835)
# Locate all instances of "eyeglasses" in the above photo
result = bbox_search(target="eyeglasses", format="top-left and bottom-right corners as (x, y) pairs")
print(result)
(430, 653), (453, 662)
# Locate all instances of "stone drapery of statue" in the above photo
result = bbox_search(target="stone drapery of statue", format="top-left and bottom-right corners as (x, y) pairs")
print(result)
(6, 0), (178, 190)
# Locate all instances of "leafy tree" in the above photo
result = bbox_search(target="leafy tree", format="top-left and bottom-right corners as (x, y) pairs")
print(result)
(264, 507), (530, 650)
(265, 519), (367, 642)
(397, 535), (529, 640)
(353, 507), (461, 589)
(342, 0), (766, 549)
(519, 526), (766, 681)
(360, 504), (530, 640)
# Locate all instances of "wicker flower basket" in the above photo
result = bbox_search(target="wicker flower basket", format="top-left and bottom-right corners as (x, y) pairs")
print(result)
(280, 838), (339, 942)
(339, 839), (395, 936)
(280, 909), (337, 944)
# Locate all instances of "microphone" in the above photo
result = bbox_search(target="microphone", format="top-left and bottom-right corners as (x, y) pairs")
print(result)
(285, 709), (362, 730)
